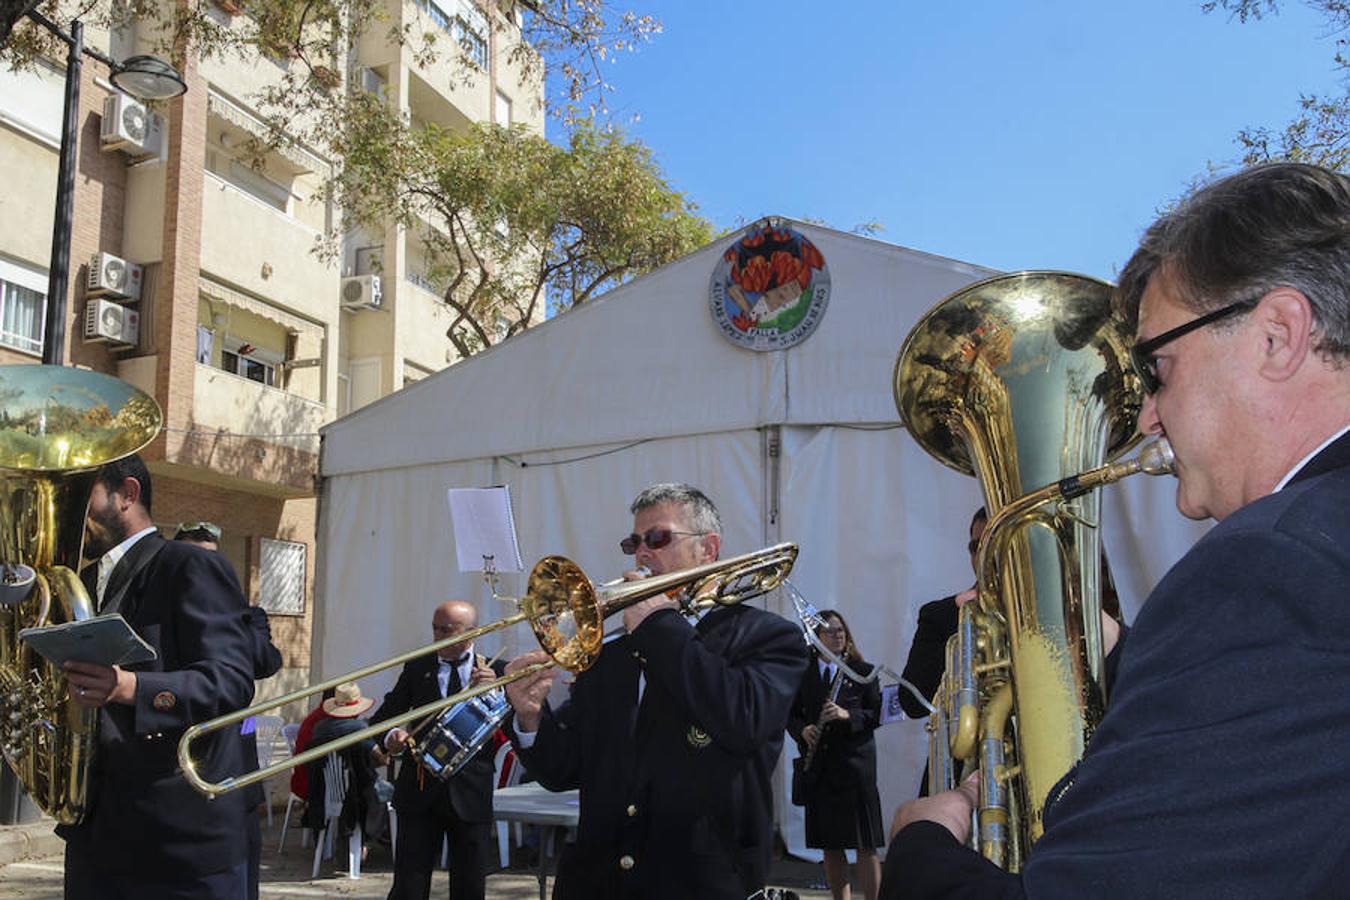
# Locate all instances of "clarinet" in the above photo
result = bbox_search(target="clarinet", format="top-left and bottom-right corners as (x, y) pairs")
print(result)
(801, 665), (847, 773)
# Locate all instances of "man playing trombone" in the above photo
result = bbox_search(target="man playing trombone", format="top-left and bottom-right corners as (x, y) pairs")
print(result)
(504, 483), (808, 899)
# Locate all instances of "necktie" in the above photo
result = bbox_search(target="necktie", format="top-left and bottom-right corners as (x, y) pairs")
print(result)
(440, 655), (468, 696)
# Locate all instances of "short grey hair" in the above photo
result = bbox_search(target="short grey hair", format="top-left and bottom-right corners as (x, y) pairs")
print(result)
(1116, 162), (1350, 362)
(629, 483), (722, 535)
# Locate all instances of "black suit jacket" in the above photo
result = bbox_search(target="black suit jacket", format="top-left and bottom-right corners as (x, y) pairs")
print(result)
(515, 604), (808, 900)
(371, 651), (505, 823)
(897, 594), (959, 720)
(883, 431), (1350, 899)
(59, 534), (257, 877)
(241, 605), (283, 811)
(787, 657), (880, 793)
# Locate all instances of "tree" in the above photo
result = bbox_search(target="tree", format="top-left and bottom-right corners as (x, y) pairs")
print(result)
(334, 103), (711, 357)
(2, 1), (706, 358)
(1205, 0), (1350, 170)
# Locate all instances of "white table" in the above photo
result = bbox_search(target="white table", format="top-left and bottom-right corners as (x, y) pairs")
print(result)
(492, 783), (579, 900)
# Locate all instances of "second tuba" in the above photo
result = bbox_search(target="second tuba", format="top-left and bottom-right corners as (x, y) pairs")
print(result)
(0, 365), (161, 824)
(893, 272), (1150, 869)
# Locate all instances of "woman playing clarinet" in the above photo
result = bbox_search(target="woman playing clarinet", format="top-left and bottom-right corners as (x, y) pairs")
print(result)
(788, 609), (884, 900)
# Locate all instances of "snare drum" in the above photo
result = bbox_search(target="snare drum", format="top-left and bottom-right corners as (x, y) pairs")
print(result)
(416, 689), (510, 780)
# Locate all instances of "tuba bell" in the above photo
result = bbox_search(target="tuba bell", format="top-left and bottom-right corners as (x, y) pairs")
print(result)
(0, 365), (161, 824)
(893, 272), (1167, 869)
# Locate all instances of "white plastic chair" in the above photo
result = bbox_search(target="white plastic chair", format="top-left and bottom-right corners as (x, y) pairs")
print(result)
(493, 740), (525, 867)
(312, 754), (362, 880)
(253, 714), (285, 826)
(277, 723), (310, 853)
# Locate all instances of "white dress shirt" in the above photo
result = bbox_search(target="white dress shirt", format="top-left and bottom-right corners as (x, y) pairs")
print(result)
(96, 526), (158, 609)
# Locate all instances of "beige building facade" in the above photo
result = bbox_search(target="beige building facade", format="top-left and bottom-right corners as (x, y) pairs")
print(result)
(0, 0), (543, 705)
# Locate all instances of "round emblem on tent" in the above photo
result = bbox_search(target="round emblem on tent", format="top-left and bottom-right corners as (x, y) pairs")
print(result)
(709, 218), (830, 351)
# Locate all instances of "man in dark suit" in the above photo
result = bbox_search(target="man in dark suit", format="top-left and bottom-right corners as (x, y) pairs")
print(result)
(504, 483), (809, 900)
(896, 507), (985, 724)
(173, 521), (283, 900)
(372, 599), (504, 900)
(883, 163), (1350, 898)
(60, 454), (256, 899)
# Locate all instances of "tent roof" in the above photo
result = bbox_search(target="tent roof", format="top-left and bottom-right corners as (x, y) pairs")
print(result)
(322, 221), (998, 477)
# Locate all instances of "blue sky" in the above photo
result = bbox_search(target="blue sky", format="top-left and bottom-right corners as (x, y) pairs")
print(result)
(557, 1), (1343, 280)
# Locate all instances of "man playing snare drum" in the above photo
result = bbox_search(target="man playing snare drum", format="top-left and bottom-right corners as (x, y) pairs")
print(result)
(374, 600), (504, 900)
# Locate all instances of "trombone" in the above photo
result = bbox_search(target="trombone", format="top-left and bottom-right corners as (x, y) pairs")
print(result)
(178, 542), (800, 798)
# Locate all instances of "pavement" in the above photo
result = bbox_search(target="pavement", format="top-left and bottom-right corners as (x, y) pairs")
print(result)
(0, 807), (836, 899)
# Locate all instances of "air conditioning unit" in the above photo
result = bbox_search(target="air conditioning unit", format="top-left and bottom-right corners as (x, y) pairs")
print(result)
(340, 274), (382, 310)
(84, 299), (140, 346)
(86, 252), (143, 301)
(100, 93), (164, 155)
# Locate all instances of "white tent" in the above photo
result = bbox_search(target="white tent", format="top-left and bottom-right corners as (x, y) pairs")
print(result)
(315, 221), (1209, 858)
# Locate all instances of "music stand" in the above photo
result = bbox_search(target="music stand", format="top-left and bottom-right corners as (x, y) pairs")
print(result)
(447, 486), (525, 600)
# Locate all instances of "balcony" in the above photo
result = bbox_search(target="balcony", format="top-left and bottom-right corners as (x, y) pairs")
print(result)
(175, 363), (326, 495)
(200, 172), (337, 325)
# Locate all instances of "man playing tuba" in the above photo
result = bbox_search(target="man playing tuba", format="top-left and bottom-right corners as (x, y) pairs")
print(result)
(883, 163), (1350, 898)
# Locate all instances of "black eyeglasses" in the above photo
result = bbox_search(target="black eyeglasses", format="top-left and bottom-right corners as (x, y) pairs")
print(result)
(619, 527), (706, 555)
(1129, 300), (1253, 394)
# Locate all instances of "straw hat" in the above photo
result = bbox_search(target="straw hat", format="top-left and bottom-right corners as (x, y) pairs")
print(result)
(322, 682), (374, 718)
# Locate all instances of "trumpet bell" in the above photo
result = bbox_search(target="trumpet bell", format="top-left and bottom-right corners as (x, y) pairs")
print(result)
(524, 556), (605, 673)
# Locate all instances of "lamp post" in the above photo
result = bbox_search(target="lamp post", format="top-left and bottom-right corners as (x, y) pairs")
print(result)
(27, 10), (186, 366)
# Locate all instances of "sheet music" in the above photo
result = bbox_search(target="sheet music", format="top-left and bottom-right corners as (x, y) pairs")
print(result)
(447, 485), (524, 573)
(20, 613), (157, 668)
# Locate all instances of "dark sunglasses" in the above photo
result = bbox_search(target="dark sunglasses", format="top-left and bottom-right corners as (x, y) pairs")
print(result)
(619, 527), (705, 555)
(1128, 300), (1252, 394)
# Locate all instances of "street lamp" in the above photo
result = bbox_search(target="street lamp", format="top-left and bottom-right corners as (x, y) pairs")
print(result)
(27, 10), (187, 366)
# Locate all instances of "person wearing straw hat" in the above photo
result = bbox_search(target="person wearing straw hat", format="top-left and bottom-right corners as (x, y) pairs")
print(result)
(302, 682), (382, 850)
(312, 682), (377, 745)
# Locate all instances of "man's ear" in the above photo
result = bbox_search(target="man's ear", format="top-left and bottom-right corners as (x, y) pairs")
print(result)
(117, 476), (142, 509)
(1255, 287), (1314, 383)
(701, 533), (721, 563)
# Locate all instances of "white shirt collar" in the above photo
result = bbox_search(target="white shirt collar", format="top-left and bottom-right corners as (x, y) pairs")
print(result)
(439, 644), (474, 668)
(1273, 422), (1350, 492)
(96, 525), (158, 607)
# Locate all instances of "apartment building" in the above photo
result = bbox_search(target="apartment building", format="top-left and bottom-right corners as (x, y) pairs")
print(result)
(0, 0), (544, 700)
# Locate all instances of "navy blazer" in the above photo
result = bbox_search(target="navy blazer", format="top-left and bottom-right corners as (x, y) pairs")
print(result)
(897, 595), (959, 720)
(883, 431), (1350, 899)
(60, 534), (257, 877)
(371, 651), (504, 823)
(515, 603), (808, 900)
(787, 657), (881, 791)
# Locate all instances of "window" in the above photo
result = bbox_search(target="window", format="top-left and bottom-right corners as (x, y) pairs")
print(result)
(454, 15), (488, 69)
(205, 148), (291, 213)
(414, 0), (489, 69)
(495, 90), (512, 126)
(221, 336), (280, 386)
(0, 279), (45, 355)
(259, 538), (306, 615)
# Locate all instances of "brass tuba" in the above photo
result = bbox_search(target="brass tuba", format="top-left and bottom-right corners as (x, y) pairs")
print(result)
(0, 365), (161, 824)
(893, 272), (1167, 870)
